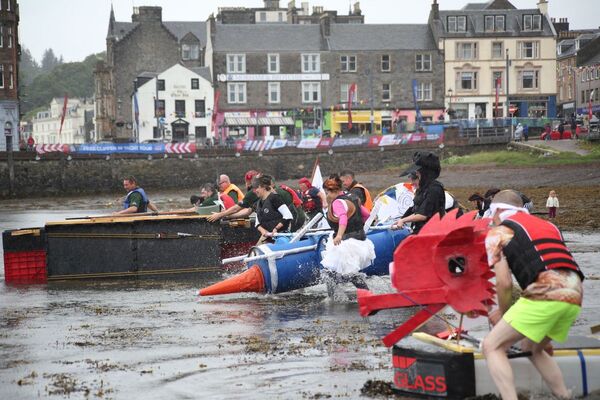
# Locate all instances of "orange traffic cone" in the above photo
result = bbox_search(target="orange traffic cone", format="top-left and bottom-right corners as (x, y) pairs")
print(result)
(198, 265), (266, 296)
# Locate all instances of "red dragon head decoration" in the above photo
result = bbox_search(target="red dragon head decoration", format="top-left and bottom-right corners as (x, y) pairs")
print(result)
(357, 210), (495, 347)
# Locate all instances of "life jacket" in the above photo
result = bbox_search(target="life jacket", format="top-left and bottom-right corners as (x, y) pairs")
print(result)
(349, 183), (373, 211)
(219, 194), (236, 209)
(326, 193), (366, 240)
(123, 188), (149, 213)
(256, 192), (289, 232)
(501, 212), (584, 290)
(223, 183), (245, 204)
(279, 184), (303, 208)
(301, 187), (323, 213)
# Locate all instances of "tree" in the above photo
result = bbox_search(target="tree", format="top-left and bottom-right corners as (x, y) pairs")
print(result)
(19, 46), (41, 86)
(40, 48), (62, 73)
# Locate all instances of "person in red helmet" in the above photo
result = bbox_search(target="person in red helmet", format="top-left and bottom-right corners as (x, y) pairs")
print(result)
(207, 170), (260, 222)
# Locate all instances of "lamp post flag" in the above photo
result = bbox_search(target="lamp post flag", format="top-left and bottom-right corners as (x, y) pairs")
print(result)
(348, 83), (357, 130)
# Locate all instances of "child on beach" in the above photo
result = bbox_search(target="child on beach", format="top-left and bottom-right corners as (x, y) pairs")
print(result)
(546, 190), (559, 219)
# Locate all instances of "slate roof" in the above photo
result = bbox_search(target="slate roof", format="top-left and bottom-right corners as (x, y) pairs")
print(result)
(189, 66), (212, 82)
(108, 21), (206, 44)
(213, 24), (324, 52)
(328, 24), (436, 51)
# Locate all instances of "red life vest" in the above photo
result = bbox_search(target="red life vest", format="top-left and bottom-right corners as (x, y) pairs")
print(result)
(219, 194), (236, 209)
(279, 184), (303, 208)
(500, 212), (584, 289)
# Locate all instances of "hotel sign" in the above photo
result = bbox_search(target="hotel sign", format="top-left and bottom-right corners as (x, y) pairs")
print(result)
(218, 73), (330, 82)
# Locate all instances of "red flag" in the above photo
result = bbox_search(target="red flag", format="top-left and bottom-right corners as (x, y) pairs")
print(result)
(347, 83), (356, 130)
(495, 77), (500, 118)
(212, 90), (220, 134)
(58, 94), (68, 136)
(589, 89), (595, 120)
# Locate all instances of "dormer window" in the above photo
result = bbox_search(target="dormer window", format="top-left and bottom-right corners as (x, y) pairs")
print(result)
(447, 16), (467, 33)
(182, 44), (200, 60)
(485, 15), (505, 32)
(523, 14), (542, 31)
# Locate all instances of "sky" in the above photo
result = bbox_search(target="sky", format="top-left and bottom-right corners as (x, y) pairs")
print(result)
(20, 0), (599, 63)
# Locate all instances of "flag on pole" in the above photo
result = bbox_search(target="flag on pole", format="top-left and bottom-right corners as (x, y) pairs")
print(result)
(589, 89), (595, 120)
(347, 83), (356, 130)
(495, 77), (501, 117)
(58, 94), (68, 136)
(411, 79), (423, 128)
(310, 158), (324, 192)
(133, 91), (140, 139)
(212, 90), (220, 134)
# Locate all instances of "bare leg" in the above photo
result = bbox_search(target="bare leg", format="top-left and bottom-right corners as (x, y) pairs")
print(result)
(521, 337), (571, 399)
(482, 319), (525, 400)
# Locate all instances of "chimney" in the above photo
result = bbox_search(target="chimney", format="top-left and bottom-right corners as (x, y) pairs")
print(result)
(537, 0), (548, 15)
(208, 13), (216, 40)
(132, 6), (162, 23)
(320, 13), (330, 37)
(431, 0), (439, 20)
(353, 2), (361, 16)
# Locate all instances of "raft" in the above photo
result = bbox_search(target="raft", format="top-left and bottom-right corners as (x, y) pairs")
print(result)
(391, 332), (600, 398)
(2, 213), (259, 283)
(199, 228), (410, 296)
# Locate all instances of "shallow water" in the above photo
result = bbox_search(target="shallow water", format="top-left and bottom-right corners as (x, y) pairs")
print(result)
(1, 205), (599, 399)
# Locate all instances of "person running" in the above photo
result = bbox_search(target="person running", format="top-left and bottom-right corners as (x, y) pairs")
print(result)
(114, 176), (159, 215)
(320, 174), (375, 298)
(217, 174), (244, 204)
(391, 152), (446, 233)
(253, 175), (293, 243)
(298, 177), (327, 221)
(340, 169), (373, 211)
(482, 189), (584, 400)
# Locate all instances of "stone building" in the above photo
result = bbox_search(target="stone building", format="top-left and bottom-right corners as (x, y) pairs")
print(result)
(207, 14), (443, 139)
(31, 98), (94, 145)
(94, 5), (206, 142)
(575, 36), (600, 120)
(429, 0), (558, 119)
(0, 0), (19, 151)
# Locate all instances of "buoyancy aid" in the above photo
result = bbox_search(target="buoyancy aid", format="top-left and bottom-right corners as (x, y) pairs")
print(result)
(223, 183), (245, 204)
(279, 184), (303, 208)
(327, 193), (366, 240)
(501, 212), (584, 289)
(349, 183), (373, 211)
(219, 193), (236, 209)
(256, 192), (289, 232)
(123, 188), (149, 213)
(302, 187), (323, 213)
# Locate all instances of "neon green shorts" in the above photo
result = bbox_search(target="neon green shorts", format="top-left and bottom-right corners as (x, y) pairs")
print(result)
(503, 297), (581, 343)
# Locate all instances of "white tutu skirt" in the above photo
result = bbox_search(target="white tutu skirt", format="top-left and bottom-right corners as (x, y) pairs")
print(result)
(320, 234), (376, 275)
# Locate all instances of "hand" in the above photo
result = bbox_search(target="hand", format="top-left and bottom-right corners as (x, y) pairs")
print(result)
(333, 235), (342, 246)
(391, 219), (402, 230)
(271, 228), (278, 236)
(207, 212), (221, 222)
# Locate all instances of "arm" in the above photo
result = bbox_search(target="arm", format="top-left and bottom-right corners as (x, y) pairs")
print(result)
(331, 199), (348, 245)
(115, 206), (138, 215)
(493, 256), (513, 316)
(206, 204), (243, 222)
(318, 190), (328, 210)
(148, 202), (159, 213)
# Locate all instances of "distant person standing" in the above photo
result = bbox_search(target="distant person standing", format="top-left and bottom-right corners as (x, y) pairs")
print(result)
(544, 123), (552, 141)
(27, 135), (35, 151)
(558, 122), (565, 140)
(546, 190), (559, 219)
(523, 124), (529, 142)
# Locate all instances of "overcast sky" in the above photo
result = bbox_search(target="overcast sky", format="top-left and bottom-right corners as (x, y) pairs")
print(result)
(20, 0), (598, 63)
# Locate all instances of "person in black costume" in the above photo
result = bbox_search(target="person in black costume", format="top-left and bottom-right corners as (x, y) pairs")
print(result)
(391, 151), (446, 233)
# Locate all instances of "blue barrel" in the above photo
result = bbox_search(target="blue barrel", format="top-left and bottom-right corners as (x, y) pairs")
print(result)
(361, 228), (411, 276)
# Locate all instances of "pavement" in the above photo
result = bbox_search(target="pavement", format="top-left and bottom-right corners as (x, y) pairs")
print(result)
(524, 138), (590, 156)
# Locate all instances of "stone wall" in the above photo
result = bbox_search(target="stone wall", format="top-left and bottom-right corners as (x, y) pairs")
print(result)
(0, 141), (506, 198)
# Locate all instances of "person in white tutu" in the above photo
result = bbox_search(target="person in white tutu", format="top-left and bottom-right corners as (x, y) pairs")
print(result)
(320, 175), (376, 297)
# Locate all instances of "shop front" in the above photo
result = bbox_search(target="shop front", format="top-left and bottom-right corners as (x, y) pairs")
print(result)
(331, 110), (382, 135)
(509, 95), (557, 118)
(220, 111), (294, 141)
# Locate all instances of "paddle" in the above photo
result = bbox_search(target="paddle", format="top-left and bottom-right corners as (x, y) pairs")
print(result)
(289, 213), (323, 243)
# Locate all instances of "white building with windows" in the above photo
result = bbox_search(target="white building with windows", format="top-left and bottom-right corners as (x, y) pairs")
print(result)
(31, 98), (94, 144)
(134, 63), (213, 143)
(429, 0), (558, 119)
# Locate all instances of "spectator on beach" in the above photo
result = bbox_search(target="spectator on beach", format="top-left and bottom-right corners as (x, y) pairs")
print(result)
(546, 190), (559, 219)
(523, 124), (529, 142)
(544, 123), (552, 141)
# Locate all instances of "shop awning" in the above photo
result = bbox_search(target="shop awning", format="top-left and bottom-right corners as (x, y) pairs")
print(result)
(224, 116), (294, 126)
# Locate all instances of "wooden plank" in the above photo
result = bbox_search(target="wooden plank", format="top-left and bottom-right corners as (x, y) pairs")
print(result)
(10, 228), (41, 236)
(46, 213), (210, 226)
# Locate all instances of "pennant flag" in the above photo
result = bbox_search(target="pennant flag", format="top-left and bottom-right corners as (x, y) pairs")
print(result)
(348, 83), (357, 130)
(133, 91), (140, 138)
(58, 94), (68, 136)
(311, 158), (324, 192)
(411, 80), (423, 128)
(590, 89), (595, 120)
(212, 90), (220, 134)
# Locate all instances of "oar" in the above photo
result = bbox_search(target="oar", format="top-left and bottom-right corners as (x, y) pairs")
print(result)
(221, 244), (318, 265)
(363, 201), (383, 233)
(289, 213), (323, 243)
(273, 231), (332, 237)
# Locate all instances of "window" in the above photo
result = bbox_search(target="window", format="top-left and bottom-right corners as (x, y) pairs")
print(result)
(268, 82), (280, 104)
(523, 14), (542, 31)
(485, 15), (505, 32)
(0, 26), (3, 48)
(559, 86), (563, 102)
(7, 27), (12, 48)
(415, 54), (432, 71)
(227, 54), (246, 73)
(0, 65), (4, 88)
(447, 16), (467, 32)
(155, 99), (165, 117)
(302, 54), (320, 72)
(381, 54), (390, 72)
(195, 100), (205, 117)
(568, 84), (572, 99)
(227, 83), (246, 104)
(7, 0), (10, 11)
(268, 54), (279, 73)
(175, 100), (186, 117)
(520, 70), (539, 89)
(195, 126), (207, 138)
(519, 41), (539, 59)
(492, 42), (504, 59)
(340, 55), (357, 72)
(340, 83), (357, 103)
(456, 71), (478, 91)
(259, 12), (267, 22)
(302, 82), (320, 103)
(415, 82), (432, 101)
(191, 78), (199, 90)
(456, 42), (478, 60)
(382, 83), (391, 102)
(8, 64), (12, 89)
(182, 44), (200, 60)
(492, 71), (503, 92)
(157, 79), (165, 91)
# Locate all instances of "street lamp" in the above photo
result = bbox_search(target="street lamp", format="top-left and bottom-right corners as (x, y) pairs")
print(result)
(447, 88), (453, 120)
